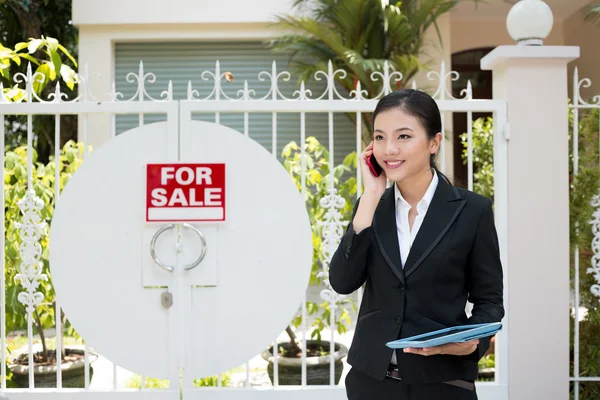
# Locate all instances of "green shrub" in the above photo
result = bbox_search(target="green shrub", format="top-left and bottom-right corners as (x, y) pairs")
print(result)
(281, 137), (358, 342)
(3, 141), (89, 364)
(460, 116), (494, 201)
(568, 106), (600, 400)
(126, 373), (231, 389)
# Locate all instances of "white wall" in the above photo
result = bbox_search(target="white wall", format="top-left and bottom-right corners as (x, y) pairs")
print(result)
(76, 23), (279, 149)
(73, 0), (295, 25)
(450, 8), (600, 104)
(451, 17), (565, 55)
(564, 6), (600, 100)
(74, 0), (299, 149)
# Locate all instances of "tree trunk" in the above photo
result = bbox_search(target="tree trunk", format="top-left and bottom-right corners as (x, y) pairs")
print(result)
(60, 307), (66, 360)
(34, 310), (48, 362)
(285, 326), (303, 356)
(9, 0), (42, 42)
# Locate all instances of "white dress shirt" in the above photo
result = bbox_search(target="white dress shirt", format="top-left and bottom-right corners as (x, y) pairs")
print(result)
(390, 171), (439, 365)
(395, 171), (439, 268)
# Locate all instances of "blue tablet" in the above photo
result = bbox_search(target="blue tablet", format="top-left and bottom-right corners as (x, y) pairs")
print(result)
(386, 322), (502, 349)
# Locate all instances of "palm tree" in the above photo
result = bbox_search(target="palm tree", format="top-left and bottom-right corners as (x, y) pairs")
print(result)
(585, 4), (600, 23)
(269, 0), (479, 141)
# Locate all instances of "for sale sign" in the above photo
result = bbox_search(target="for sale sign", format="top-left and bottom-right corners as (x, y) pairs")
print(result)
(146, 163), (226, 222)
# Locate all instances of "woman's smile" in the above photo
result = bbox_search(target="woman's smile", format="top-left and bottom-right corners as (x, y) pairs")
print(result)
(384, 160), (405, 169)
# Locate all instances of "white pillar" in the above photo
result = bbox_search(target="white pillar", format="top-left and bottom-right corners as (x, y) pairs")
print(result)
(481, 44), (578, 399)
(77, 27), (113, 149)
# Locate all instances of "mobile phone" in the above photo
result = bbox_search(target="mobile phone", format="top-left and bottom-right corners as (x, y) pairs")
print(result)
(366, 153), (383, 177)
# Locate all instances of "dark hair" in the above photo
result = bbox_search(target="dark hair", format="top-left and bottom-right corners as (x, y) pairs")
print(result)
(372, 89), (452, 185)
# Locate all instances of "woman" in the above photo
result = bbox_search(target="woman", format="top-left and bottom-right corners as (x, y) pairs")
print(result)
(329, 89), (504, 399)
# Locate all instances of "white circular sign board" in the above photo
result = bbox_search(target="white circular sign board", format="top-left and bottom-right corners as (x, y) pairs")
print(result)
(49, 121), (312, 378)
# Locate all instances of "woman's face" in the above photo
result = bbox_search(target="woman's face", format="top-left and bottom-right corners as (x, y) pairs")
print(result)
(372, 107), (440, 183)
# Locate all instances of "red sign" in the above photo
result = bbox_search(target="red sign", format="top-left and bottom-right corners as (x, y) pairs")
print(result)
(146, 163), (226, 222)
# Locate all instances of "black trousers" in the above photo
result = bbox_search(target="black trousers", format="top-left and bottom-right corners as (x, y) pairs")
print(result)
(345, 367), (478, 400)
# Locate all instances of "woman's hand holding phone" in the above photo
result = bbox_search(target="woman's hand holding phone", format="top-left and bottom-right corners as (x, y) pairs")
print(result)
(360, 141), (387, 196)
(352, 142), (387, 234)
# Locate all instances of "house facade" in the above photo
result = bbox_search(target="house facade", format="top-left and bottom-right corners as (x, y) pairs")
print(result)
(0, 1), (576, 398)
(73, 0), (599, 179)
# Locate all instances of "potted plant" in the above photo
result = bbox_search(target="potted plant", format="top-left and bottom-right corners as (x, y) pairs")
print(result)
(261, 137), (356, 385)
(1, 36), (90, 388)
(4, 141), (96, 388)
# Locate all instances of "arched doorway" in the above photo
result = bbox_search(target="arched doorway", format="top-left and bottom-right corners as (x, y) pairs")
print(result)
(451, 47), (494, 187)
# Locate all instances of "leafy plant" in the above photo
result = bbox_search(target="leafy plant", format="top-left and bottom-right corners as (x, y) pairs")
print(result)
(269, 0), (481, 142)
(4, 141), (90, 366)
(585, 4), (600, 24)
(568, 106), (600, 399)
(1, 38), (80, 369)
(0, 0), (80, 162)
(126, 373), (232, 389)
(0, 35), (79, 164)
(279, 136), (358, 355)
(478, 354), (494, 370)
(460, 116), (494, 200)
(477, 354), (495, 382)
(0, 35), (77, 102)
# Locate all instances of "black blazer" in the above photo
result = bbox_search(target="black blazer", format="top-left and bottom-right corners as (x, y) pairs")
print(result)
(329, 176), (504, 384)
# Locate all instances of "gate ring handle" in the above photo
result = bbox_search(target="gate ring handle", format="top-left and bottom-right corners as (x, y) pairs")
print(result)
(182, 223), (207, 271)
(150, 224), (176, 272)
(150, 224), (207, 272)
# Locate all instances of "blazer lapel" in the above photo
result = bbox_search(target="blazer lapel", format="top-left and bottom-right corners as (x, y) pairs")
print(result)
(372, 187), (405, 284)
(403, 177), (466, 279)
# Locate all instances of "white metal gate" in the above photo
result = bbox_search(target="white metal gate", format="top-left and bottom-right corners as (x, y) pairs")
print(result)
(0, 60), (508, 399)
(569, 67), (600, 400)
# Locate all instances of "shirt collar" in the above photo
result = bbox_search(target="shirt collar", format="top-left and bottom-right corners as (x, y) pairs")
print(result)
(394, 170), (439, 213)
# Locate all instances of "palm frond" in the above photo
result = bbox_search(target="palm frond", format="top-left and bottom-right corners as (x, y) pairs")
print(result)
(328, 0), (369, 45)
(343, 53), (390, 72)
(269, 0), (477, 132)
(383, 6), (416, 53)
(391, 54), (422, 84)
(269, 34), (336, 65)
(585, 4), (600, 23)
